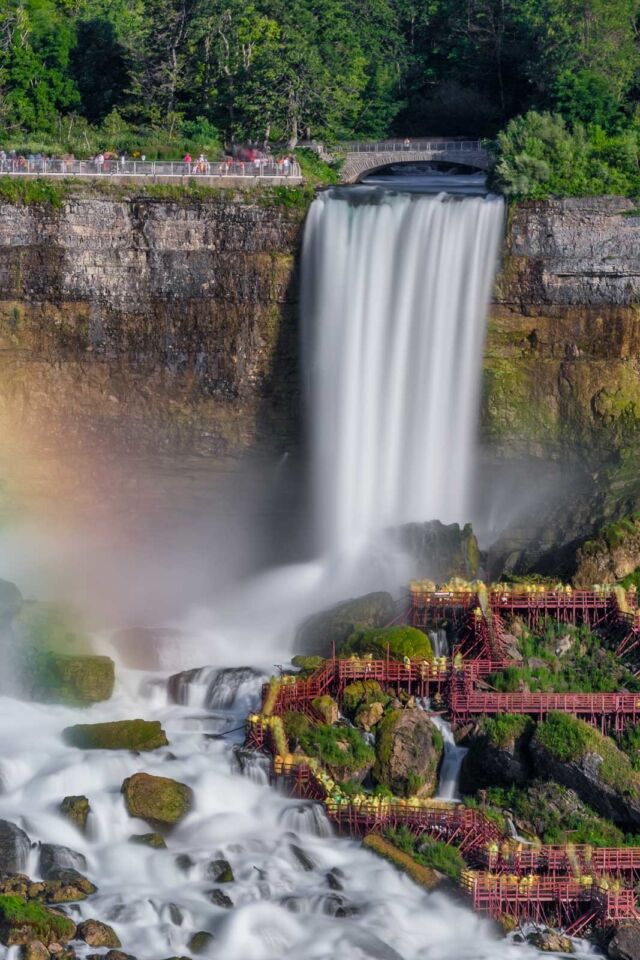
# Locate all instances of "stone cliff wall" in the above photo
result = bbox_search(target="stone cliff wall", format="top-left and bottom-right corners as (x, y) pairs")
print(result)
(0, 188), (304, 458)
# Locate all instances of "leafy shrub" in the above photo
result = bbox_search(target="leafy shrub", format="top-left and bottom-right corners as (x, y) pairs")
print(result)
(383, 827), (465, 882)
(480, 715), (532, 749)
(534, 713), (593, 763)
(342, 625), (433, 661)
(282, 710), (311, 744)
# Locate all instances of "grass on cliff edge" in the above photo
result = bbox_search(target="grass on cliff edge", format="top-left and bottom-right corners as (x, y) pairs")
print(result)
(536, 712), (640, 798)
(0, 895), (75, 942)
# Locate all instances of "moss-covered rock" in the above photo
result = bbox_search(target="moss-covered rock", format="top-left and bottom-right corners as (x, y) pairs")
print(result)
(373, 710), (443, 797)
(188, 931), (214, 955)
(341, 680), (388, 719)
(128, 833), (167, 849)
(62, 720), (168, 751)
(362, 835), (440, 890)
(42, 869), (97, 903)
(0, 895), (76, 946)
(574, 514), (640, 585)
(58, 796), (90, 833)
(294, 592), (395, 656)
(311, 695), (339, 725)
(206, 860), (234, 883)
(532, 713), (640, 827)
(341, 626), (433, 662)
(300, 724), (374, 783)
(122, 773), (193, 825)
(354, 700), (385, 732)
(395, 520), (481, 581)
(460, 715), (533, 793)
(22, 651), (115, 705)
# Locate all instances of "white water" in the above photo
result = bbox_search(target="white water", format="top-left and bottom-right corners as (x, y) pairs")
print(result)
(430, 714), (468, 802)
(302, 188), (504, 560)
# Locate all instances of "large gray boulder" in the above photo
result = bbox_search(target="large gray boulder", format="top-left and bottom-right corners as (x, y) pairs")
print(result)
(394, 520), (481, 581)
(0, 820), (30, 874)
(294, 592), (395, 656)
(609, 922), (640, 960)
(460, 716), (532, 793)
(373, 709), (443, 797)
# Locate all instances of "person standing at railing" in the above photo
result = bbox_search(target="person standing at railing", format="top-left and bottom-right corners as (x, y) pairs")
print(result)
(403, 138), (410, 150)
(183, 153), (192, 174)
(95, 152), (105, 173)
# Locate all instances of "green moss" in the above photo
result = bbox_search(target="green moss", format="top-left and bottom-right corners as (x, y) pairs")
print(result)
(341, 680), (388, 717)
(299, 724), (374, 775)
(282, 710), (311, 744)
(0, 894), (75, 944)
(293, 148), (341, 185)
(373, 710), (442, 797)
(22, 649), (115, 705)
(122, 772), (194, 824)
(62, 719), (168, 751)
(59, 795), (90, 832)
(129, 832), (167, 848)
(291, 655), (325, 672)
(479, 715), (532, 749)
(311, 694), (338, 723)
(382, 826), (464, 882)
(363, 833), (440, 890)
(342, 625), (433, 661)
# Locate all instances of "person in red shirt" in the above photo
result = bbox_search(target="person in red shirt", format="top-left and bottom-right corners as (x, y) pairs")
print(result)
(183, 153), (192, 173)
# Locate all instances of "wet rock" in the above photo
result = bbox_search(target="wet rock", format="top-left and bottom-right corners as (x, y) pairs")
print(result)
(289, 843), (315, 872)
(527, 930), (574, 953)
(394, 520), (481, 581)
(23, 653), (115, 705)
(310, 695), (339, 725)
(294, 592), (395, 656)
(204, 667), (260, 709)
(0, 874), (37, 898)
(167, 903), (183, 925)
(354, 700), (385, 732)
(0, 579), (23, 626)
(0, 895), (76, 946)
(121, 772), (193, 825)
(342, 681), (388, 720)
(58, 797), (90, 833)
(326, 868), (344, 891)
(167, 668), (204, 705)
(174, 854), (193, 872)
(0, 820), (31, 874)
(87, 952), (136, 960)
(42, 869), (97, 903)
(574, 515), (640, 585)
(459, 717), (532, 793)
(324, 894), (358, 917)
(206, 889), (233, 908)
(128, 833), (167, 849)
(76, 919), (121, 948)
(206, 859), (234, 883)
(609, 922), (640, 960)
(20, 941), (50, 960)
(187, 931), (214, 954)
(63, 720), (168, 751)
(40, 845), (87, 878)
(373, 710), (443, 797)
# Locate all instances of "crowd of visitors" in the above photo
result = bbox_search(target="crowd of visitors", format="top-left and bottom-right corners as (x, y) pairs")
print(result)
(0, 147), (299, 177)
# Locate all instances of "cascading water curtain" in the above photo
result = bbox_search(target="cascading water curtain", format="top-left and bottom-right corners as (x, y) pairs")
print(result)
(301, 189), (504, 560)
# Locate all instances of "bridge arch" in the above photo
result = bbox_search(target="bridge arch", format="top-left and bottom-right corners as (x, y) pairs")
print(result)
(338, 141), (490, 183)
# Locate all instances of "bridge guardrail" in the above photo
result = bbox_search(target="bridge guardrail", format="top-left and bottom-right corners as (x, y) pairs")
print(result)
(335, 139), (484, 154)
(0, 158), (301, 180)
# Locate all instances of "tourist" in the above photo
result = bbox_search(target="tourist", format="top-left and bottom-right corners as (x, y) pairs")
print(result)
(95, 152), (105, 173)
(183, 152), (192, 173)
(404, 137), (410, 149)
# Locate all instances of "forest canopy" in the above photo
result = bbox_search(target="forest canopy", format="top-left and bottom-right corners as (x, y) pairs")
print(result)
(1, 0), (640, 155)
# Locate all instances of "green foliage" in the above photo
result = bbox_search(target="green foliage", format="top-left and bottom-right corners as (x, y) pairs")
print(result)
(293, 148), (340, 185)
(535, 712), (593, 763)
(0, 894), (75, 942)
(300, 723), (374, 773)
(493, 111), (640, 200)
(0, 177), (67, 207)
(291, 655), (324, 671)
(480, 714), (532, 749)
(282, 710), (311, 744)
(62, 719), (168, 751)
(342, 625), (433, 662)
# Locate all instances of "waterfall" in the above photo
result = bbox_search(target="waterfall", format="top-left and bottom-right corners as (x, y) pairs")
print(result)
(302, 188), (504, 560)
(430, 714), (468, 802)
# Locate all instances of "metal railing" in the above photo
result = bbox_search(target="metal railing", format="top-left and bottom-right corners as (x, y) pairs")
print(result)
(0, 157), (302, 180)
(336, 139), (485, 154)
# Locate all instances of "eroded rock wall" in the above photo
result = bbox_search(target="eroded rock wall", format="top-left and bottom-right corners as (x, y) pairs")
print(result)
(0, 191), (304, 458)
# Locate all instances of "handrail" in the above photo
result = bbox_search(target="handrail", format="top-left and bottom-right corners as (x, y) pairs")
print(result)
(0, 157), (302, 180)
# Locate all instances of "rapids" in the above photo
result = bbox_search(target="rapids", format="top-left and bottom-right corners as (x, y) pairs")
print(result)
(0, 661), (592, 960)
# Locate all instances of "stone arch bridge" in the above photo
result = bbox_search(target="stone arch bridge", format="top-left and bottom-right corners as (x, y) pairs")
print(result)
(337, 139), (490, 183)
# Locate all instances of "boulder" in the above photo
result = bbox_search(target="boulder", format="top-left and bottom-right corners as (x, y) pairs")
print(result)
(532, 714), (640, 827)
(206, 889), (233, 908)
(76, 920), (121, 948)
(58, 797), (90, 833)
(310, 696), (339, 725)
(87, 953), (136, 960)
(188, 932), (214, 955)
(0, 821), (31, 874)
(42, 869), (97, 903)
(459, 716), (532, 793)
(609, 922), (640, 960)
(0, 580), (23, 627)
(574, 516), (640, 585)
(354, 700), (385, 732)
(342, 681), (388, 719)
(527, 931), (573, 953)
(121, 773), (193, 825)
(394, 520), (481, 581)
(206, 859), (234, 883)
(23, 653), (115, 705)
(128, 833), (167, 849)
(341, 625), (433, 661)
(0, 895), (76, 946)
(39, 845), (87, 878)
(373, 710), (443, 797)
(294, 592), (395, 656)
(20, 941), (50, 960)
(62, 720), (168, 752)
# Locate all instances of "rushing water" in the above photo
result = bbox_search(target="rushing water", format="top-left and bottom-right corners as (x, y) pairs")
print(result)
(301, 188), (504, 560)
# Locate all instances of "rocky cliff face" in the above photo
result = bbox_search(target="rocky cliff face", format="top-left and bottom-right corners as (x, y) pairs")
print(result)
(0, 188), (304, 459)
